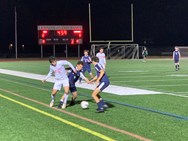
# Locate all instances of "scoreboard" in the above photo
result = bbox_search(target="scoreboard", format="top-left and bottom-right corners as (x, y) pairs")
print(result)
(37, 25), (83, 45)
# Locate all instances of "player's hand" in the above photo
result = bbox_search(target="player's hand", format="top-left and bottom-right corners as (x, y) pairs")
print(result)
(95, 80), (99, 86)
(88, 81), (93, 84)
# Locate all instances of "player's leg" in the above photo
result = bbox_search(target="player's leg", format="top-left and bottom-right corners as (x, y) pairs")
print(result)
(50, 89), (58, 107)
(175, 62), (178, 71)
(88, 67), (94, 79)
(92, 88), (104, 112)
(177, 62), (180, 70)
(60, 78), (70, 109)
(58, 85), (69, 109)
(143, 55), (146, 62)
(69, 85), (77, 106)
(50, 81), (62, 107)
(60, 85), (69, 109)
(56, 79), (69, 109)
(95, 81), (110, 111)
(97, 95), (108, 109)
(69, 91), (78, 106)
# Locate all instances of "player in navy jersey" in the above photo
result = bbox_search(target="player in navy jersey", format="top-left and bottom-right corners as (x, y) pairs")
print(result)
(90, 56), (110, 113)
(79, 50), (93, 83)
(67, 61), (90, 106)
(42, 56), (76, 109)
(173, 47), (181, 71)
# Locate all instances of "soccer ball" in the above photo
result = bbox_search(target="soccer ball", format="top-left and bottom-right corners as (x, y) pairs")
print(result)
(81, 101), (89, 109)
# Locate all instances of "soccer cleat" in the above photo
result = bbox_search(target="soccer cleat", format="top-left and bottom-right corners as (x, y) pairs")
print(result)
(69, 100), (75, 106)
(58, 101), (63, 109)
(96, 107), (105, 113)
(61, 103), (66, 109)
(49, 101), (54, 107)
(103, 104), (109, 109)
(96, 104), (108, 110)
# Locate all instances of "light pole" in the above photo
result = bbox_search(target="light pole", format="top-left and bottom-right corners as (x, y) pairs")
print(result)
(15, 6), (18, 59)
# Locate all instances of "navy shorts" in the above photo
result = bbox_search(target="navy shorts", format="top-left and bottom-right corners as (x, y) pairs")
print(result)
(69, 83), (77, 93)
(174, 59), (179, 63)
(97, 81), (110, 91)
(83, 67), (92, 74)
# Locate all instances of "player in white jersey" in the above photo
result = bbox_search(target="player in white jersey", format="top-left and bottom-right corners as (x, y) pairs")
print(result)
(42, 56), (76, 109)
(96, 48), (106, 69)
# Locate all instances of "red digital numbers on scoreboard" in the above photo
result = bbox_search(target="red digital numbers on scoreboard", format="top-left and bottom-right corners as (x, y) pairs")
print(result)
(41, 30), (48, 38)
(37, 25), (83, 45)
(56, 30), (67, 36)
(73, 30), (82, 38)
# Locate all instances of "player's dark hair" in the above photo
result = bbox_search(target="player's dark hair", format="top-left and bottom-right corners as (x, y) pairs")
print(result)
(91, 56), (99, 62)
(84, 50), (89, 53)
(49, 56), (56, 63)
(77, 61), (84, 66)
(99, 48), (103, 50)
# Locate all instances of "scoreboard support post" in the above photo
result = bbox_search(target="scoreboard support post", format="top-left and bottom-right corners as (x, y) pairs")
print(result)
(41, 45), (43, 58)
(53, 45), (56, 57)
(78, 45), (80, 58)
(66, 44), (68, 58)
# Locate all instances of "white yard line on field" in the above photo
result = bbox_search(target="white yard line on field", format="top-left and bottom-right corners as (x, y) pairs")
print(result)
(168, 74), (188, 77)
(0, 69), (161, 96)
(118, 70), (149, 73)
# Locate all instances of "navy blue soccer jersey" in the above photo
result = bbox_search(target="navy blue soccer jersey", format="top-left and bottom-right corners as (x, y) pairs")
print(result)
(68, 69), (81, 83)
(94, 63), (109, 83)
(81, 55), (91, 69)
(173, 51), (180, 61)
(68, 67), (86, 83)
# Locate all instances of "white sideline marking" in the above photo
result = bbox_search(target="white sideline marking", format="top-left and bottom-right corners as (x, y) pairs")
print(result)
(169, 74), (188, 77)
(0, 69), (161, 96)
(118, 70), (148, 73)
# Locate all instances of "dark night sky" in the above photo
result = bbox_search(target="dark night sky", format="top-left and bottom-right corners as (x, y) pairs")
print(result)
(1, 0), (188, 56)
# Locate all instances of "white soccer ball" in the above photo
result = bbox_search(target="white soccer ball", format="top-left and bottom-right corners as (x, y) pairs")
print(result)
(81, 101), (89, 109)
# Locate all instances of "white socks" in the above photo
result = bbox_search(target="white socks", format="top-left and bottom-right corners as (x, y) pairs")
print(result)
(63, 94), (69, 104)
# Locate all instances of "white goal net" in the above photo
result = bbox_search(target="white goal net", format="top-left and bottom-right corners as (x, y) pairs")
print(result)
(90, 43), (139, 59)
(176, 46), (188, 57)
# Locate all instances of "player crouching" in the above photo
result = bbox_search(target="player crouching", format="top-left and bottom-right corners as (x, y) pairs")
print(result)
(90, 56), (110, 113)
(67, 61), (90, 106)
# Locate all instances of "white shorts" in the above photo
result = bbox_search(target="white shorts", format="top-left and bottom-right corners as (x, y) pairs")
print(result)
(53, 78), (69, 91)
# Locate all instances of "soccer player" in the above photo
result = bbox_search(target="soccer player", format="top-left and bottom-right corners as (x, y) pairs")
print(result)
(79, 50), (93, 83)
(67, 61), (90, 106)
(96, 48), (106, 69)
(142, 47), (148, 62)
(173, 46), (181, 71)
(90, 56), (110, 113)
(42, 56), (76, 109)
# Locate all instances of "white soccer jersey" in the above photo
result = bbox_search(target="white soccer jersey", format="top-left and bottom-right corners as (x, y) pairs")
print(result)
(45, 60), (75, 80)
(96, 52), (106, 67)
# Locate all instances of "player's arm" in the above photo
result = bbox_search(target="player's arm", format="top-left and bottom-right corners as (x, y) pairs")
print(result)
(80, 72), (90, 83)
(81, 56), (84, 61)
(60, 60), (77, 73)
(42, 68), (53, 83)
(90, 76), (97, 82)
(103, 54), (106, 67)
(88, 56), (92, 63)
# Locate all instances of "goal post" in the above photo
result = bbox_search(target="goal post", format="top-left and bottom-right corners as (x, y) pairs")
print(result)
(90, 43), (139, 59)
